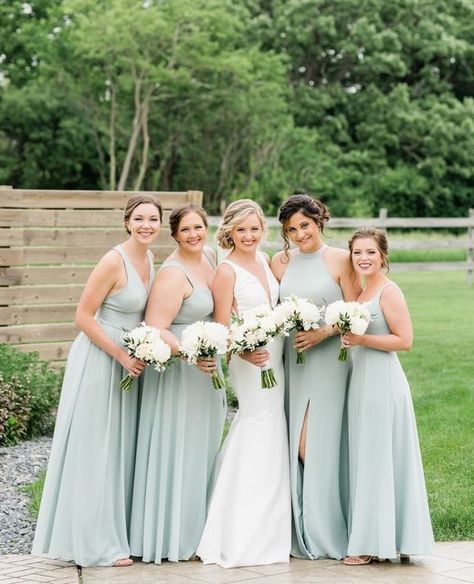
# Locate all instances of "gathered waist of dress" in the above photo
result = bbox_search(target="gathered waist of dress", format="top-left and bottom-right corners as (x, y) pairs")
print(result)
(96, 309), (143, 332)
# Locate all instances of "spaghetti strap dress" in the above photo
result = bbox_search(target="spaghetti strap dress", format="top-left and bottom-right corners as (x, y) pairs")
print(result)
(346, 283), (434, 558)
(279, 244), (349, 560)
(32, 245), (154, 567)
(129, 256), (227, 563)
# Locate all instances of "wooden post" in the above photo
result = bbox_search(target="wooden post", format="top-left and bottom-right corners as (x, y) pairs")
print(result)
(378, 209), (388, 238)
(0, 186), (13, 323)
(467, 208), (474, 285)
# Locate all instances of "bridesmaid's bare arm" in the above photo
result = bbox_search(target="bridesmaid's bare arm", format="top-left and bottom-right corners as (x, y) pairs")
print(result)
(144, 266), (189, 353)
(211, 263), (236, 327)
(343, 286), (413, 352)
(74, 251), (144, 376)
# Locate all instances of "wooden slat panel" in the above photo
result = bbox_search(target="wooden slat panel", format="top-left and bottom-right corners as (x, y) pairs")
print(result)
(13, 342), (73, 361)
(0, 285), (84, 305)
(0, 244), (175, 266)
(0, 227), (172, 246)
(0, 323), (77, 343)
(0, 266), (92, 286)
(0, 190), (199, 209)
(0, 208), (173, 227)
(0, 304), (77, 325)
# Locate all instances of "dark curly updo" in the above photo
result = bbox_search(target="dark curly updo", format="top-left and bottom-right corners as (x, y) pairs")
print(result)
(278, 191), (330, 256)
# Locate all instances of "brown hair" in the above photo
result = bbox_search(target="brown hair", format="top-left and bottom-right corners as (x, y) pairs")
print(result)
(278, 192), (330, 255)
(216, 199), (266, 250)
(123, 194), (162, 234)
(169, 203), (208, 240)
(348, 227), (390, 271)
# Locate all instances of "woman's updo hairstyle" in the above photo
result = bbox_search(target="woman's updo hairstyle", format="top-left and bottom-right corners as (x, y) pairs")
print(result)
(123, 194), (162, 234)
(278, 191), (330, 255)
(169, 203), (208, 241)
(216, 199), (266, 250)
(348, 227), (390, 272)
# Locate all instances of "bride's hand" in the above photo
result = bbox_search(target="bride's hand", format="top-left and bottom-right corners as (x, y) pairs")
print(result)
(239, 348), (269, 367)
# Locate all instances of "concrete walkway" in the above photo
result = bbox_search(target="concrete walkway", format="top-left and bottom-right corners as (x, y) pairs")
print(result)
(0, 542), (473, 584)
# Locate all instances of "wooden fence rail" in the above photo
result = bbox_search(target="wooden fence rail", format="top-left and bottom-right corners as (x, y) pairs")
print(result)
(1, 189), (473, 366)
(209, 207), (474, 281)
(0, 187), (202, 365)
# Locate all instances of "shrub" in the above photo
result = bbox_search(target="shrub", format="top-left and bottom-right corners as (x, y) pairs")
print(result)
(0, 344), (62, 446)
(0, 376), (31, 446)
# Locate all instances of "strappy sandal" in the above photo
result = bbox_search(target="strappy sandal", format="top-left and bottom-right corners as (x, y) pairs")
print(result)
(343, 555), (373, 565)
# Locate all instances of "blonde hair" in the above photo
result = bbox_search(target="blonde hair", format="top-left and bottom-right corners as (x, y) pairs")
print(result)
(216, 199), (266, 249)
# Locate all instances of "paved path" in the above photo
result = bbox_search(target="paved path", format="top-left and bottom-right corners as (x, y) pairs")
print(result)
(0, 542), (473, 584)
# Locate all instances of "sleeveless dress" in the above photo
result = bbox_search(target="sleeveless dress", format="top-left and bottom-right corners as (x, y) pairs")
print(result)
(279, 245), (349, 560)
(346, 283), (434, 558)
(129, 256), (227, 563)
(197, 252), (291, 568)
(32, 245), (154, 567)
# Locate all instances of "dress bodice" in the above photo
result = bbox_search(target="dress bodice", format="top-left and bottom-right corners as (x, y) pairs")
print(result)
(158, 258), (214, 334)
(97, 245), (154, 330)
(221, 252), (279, 314)
(363, 282), (399, 336)
(279, 245), (342, 305)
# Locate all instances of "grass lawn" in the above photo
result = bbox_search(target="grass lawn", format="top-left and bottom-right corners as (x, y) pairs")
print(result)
(392, 270), (474, 541)
(25, 271), (473, 541)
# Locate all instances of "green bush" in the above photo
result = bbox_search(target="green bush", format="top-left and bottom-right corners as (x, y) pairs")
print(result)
(0, 377), (31, 446)
(0, 344), (63, 446)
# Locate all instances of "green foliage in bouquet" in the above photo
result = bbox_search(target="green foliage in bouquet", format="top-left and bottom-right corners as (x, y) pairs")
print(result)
(0, 344), (63, 446)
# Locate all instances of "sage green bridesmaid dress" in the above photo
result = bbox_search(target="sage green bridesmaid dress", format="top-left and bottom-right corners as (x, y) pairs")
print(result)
(347, 283), (433, 558)
(130, 258), (227, 563)
(32, 245), (154, 567)
(279, 245), (349, 560)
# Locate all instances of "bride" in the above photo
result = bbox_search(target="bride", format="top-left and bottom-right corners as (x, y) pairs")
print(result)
(196, 199), (291, 568)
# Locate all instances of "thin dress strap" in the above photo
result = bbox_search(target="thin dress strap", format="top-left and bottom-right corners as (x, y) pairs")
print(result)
(377, 281), (400, 300)
(160, 259), (194, 288)
(203, 246), (216, 269)
(112, 244), (130, 277)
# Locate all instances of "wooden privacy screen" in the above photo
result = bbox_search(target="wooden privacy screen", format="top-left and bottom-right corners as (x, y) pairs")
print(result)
(0, 188), (203, 366)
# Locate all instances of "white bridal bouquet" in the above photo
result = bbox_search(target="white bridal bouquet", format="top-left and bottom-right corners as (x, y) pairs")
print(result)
(324, 301), (372, 361)
(120, 322), (173, 391)
(275, 294), (324, 364)
(228, 305), (282, 389)
(179, 321), (229, 389)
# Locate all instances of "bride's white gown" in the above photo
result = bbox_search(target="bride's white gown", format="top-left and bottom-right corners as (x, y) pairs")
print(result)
(197, 253), (291, 568)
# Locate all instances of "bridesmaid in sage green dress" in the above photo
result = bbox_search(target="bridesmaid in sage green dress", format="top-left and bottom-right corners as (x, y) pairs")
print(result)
(271, 193), (361, 560)
(130, 203), (226, 564)
(32, 195), (162, 567)
(341, 228), (433, 565)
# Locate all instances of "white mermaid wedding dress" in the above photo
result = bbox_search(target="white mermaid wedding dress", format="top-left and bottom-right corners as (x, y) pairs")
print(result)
(197, 253), (291, 568)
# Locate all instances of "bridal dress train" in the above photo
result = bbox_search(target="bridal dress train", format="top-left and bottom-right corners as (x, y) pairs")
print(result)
(197, 252), (291, 568)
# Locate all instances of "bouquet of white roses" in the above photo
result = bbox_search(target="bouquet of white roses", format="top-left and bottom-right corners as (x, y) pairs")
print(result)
(275, 294), (324, 364)
(324, 300), (372, 361)
(120, 322), (173, 391)
(179, 321), (229, 389)
(228, 305), (282, 389)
